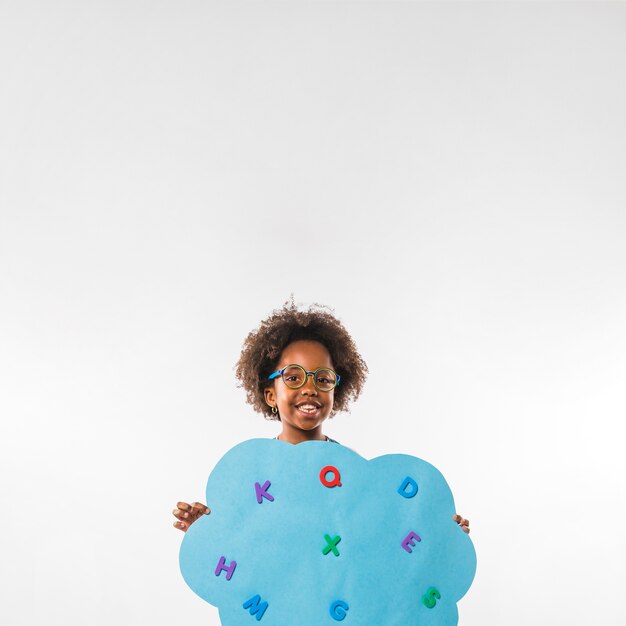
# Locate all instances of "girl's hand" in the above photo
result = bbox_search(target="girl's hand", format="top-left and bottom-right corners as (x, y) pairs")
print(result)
(173, 501), (210, 532)
(453, 514), (470, 534)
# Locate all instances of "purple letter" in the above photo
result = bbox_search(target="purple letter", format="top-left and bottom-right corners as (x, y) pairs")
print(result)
(401, 531), (422, 553)
(215, 556), (237, 581)
(255, 480), (274, 504)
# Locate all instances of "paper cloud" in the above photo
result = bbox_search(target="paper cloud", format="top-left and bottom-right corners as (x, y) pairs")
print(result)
(179, 439), (476, 626)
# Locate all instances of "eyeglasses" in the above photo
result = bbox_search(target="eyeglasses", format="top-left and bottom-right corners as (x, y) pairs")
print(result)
(268, 364), (340, 392)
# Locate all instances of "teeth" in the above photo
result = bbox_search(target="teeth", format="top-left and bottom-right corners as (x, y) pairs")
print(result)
(298, 405), (317, 411)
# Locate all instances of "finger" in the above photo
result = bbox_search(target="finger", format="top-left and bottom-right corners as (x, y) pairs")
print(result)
(463, 518), (470, 527)
(191, 502), (210, 515)
(461, 524), (470, 534)
(173, 520), (188, 531)
(452, 514), (462, 523)
(173, 508), (190, 521)
(177, 502), (192, 512)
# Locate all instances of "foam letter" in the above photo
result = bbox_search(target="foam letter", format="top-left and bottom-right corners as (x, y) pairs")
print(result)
(255, 480), (274, 504)
(397, 476), (418, 499)
(322, 534), (342, 557)
(401, 531), (421, 553)
(320, 465), (342, 488)
(330, 600), (349, 621)
(243, 594), (269, 621)
(214, 556), (237, 581)
(423, 587), (441, 609)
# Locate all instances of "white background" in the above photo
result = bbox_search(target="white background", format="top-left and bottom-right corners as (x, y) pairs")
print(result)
(1, 2), (625, 625)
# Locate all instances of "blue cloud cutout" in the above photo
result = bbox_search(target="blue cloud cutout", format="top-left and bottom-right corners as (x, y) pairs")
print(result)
(180, 439), (476, 626)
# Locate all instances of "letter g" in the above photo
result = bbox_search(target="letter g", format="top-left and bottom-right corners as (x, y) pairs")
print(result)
(330, 600), (349, 621)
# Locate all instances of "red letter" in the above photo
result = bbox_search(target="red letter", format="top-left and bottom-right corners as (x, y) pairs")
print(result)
(320, 466), (342, 488)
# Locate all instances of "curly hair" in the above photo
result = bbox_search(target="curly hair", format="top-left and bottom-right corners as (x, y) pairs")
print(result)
(235, 298), (368, 420)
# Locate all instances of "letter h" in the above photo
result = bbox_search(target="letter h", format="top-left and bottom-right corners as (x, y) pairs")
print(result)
(215, 556), (237, 581)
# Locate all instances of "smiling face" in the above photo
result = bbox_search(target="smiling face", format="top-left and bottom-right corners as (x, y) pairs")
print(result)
(264, 339), (335, 442)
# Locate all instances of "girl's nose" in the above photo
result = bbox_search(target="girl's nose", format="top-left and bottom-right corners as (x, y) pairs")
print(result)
(301, 374), (318, 393)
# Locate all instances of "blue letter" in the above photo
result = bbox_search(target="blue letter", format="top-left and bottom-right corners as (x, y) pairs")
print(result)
(397, 476), (418, 498)
(330, 600), (349, 621)
(243, 594), (269, 621)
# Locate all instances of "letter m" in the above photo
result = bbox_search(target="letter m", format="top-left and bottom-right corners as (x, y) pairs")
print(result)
(242, 594), (269, 621)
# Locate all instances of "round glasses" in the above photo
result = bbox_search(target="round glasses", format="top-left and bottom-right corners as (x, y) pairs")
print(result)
(268, 364), (340, 392)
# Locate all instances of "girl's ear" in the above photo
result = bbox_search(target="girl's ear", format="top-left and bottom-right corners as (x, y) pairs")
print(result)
(264, 386), (276, 408)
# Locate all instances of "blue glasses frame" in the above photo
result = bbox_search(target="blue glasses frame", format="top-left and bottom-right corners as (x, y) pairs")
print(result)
(268, 364), (340, 391)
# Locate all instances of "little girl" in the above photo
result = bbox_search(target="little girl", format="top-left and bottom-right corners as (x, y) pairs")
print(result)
(172, 299), (470, 533)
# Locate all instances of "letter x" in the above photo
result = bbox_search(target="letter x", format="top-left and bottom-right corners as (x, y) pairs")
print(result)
(322, 534), (342, 557)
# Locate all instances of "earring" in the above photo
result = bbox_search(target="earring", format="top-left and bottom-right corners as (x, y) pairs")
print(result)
(271, 405), (278, 415)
